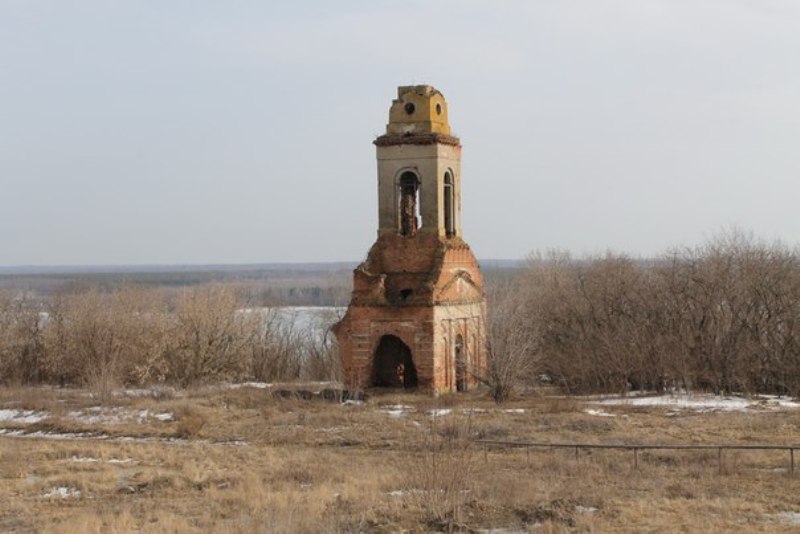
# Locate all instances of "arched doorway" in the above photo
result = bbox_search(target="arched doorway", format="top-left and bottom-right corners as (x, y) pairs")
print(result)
(372, 335), (418, 389)
(455, 334), (466, 392)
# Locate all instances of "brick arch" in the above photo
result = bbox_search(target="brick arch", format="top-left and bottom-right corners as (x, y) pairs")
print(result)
(395, 168), (421, 236)
(371, 334), (418, 389)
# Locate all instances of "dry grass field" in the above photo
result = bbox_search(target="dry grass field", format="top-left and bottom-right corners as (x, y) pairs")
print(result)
(2, 385), (800, 533)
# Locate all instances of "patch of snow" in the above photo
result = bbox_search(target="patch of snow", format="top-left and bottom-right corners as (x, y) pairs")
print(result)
(475, 529), (528, 534)
(387, 490), (406, 497)
(0, 409), (48, 424)
(121, 389), (152, 397)
(0, 427), (248, 446)
(68, 456), (135, 464)
(212, 439), (248, 446)
(43, 486), (81, 498)
(429, 409), (452, 417)
(227, 382), (273, 390)
(68, 407), (125, 425)
(226, 380), (339, 391)
(501, 408), (526, 414)
(382, 405), (412, 417)
(597, 393), (800, 413)
(771, 512), (800, 524)
(67, 407), (173, 425)
(68, 456), (100, 463)
(754, 395), (800, 409)
(576, 505), (597, 514)
(462, 408), (488, 414)
(342, 399), (364, 406)
(755, 467), (787, 473)
(0, 428), (99, 440)
(583, 408), (615, 418)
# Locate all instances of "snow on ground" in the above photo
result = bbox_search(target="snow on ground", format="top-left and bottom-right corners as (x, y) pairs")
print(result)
(0, 409), (48, 424)
(228, 382), (272, 389)
(382, 405), (412, 417)
(68, 456), (99, 463)
(583, 408), (616, 417)
(769, 512), (800, 524)
(43, 487), (81, 498)
(380, 406), (526, 418)
(0, 428), (103, 440)
(595, 393), (800, 412)
(0, 427), (248, 446)
(68, 407), (173, 424)
(68, 456), (135, 464)
(225, 381), (339, 391)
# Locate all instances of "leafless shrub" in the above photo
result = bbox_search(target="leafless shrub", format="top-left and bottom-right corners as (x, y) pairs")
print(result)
(404, 415), (476, 531)
(0, 290), (45, 384)
(481, 271), (541, 402)
(37, 287), (168, 396)
(249, 306), (341, 383)
(526, 230), (800, 396)
(249, 308), (304, 382)
(302, 307), (342, 382)
(165, 285), (255, 386)
(173, 405), (208, 438)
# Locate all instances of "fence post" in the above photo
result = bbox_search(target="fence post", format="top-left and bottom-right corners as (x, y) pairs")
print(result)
(633, 447), (639, 470)
(575, 446), (579, 461)
(718, 447), (723, 475)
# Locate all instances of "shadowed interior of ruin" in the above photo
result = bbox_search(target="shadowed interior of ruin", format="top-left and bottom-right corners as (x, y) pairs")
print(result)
(399, 171), (420, 237)
(372, 335), (418, 389)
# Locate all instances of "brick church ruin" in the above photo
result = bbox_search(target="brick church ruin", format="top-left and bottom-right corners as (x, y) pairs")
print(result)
(333, 85), (488, 394)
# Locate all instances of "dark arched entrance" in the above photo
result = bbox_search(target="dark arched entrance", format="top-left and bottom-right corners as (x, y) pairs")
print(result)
(372, 335), (418, 389)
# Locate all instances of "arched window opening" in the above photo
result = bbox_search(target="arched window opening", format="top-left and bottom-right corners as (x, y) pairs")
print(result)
(372, 335), (418, 389)
(444, 172), (455, 238)
(399, 171), (420, 237)
(455, 334), (466, 392)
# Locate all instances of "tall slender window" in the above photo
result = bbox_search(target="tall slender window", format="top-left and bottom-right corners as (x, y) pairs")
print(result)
(444, 171), (455, 237)
(399, 171), (420, 237)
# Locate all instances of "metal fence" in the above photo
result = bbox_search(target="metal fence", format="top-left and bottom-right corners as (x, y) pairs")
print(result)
(477, 440), (799, 475)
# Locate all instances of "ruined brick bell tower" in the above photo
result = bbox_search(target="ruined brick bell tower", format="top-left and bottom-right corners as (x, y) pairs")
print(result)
(333, 85), (488, 394)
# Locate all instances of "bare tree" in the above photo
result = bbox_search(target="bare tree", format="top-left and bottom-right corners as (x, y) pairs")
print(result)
(481, 267), (541, 402)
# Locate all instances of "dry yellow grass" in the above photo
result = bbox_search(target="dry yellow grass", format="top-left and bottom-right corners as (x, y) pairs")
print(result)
(2, 386), (800, 532)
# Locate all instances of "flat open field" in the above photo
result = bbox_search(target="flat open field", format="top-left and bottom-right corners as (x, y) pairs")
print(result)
(2, 385), (800, 532)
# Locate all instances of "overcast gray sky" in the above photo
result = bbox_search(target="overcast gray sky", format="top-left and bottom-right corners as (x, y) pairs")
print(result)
(1, 0), (798, 266)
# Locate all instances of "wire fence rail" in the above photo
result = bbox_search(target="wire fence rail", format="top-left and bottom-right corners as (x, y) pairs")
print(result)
(476, 439), (799, 475)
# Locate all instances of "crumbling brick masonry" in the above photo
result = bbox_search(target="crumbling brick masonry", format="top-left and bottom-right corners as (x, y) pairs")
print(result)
(333, 85), (488, 394)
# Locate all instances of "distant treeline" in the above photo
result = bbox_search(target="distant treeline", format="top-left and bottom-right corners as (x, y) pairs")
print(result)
(0, 263), (356, 307)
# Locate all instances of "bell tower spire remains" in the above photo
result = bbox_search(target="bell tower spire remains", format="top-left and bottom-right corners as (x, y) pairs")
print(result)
(333, 85), (487, 394)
